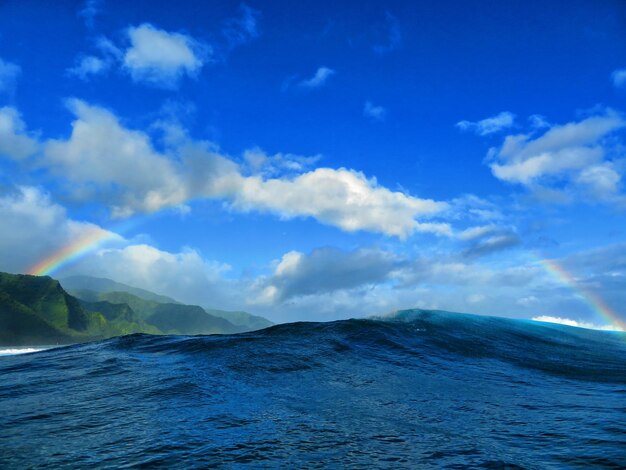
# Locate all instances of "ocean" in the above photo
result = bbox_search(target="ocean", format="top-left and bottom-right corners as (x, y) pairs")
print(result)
(1, 309), (625, 468)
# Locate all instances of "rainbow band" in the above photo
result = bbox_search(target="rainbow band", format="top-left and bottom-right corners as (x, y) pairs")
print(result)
(29, 229), (118, 277)
(539, 258), (625, 331)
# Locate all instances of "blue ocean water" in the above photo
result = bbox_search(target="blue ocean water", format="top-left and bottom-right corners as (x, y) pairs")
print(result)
(1, 309), (625, 468)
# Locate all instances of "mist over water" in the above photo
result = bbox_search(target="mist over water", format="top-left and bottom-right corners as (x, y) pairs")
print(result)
(1, 310), (625, 468)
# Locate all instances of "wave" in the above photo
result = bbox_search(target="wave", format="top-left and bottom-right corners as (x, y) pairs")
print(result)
(94, 308), (626, 383)
(1, 309), (625, 468)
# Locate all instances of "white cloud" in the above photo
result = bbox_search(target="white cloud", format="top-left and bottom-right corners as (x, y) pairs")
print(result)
(532, 316), (623, 331)
(75, 244), (234, 307)
(611, 68), (626, 89)
(230, 168), (450, 237)
(488, 110), (626, 199)
(457, 224), (497, 241)
(457, 111), (515, 136)
(0, 186), (122, 275)
(363, 101), (386, 121)
(299, 66), (335, 89)
(0, 186), (238, 309)
(44, 100), (190, 216)
(0, 58), (21, 94)
(575, 163), (622, 199)
(123, 24), (208, 88)
(254, 248), (400, 303)
(0, 107), (39, 160)
(34, 100), (449, 237)
(243, 148), (321, 177)
(67, 55), (110, 79)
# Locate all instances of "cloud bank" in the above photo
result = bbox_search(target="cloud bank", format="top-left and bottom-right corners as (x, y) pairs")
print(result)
(486, 109), (626, 204)
(3, 100), (451, 238)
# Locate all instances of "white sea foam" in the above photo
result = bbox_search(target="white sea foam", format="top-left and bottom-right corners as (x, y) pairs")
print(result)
(0, 347), (48, 356)
(532, 316), (624, 332)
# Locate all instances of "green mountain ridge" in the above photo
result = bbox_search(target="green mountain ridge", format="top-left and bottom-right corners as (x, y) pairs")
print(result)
(61, 275), (178, 304)
(0, 272), (272, 346)
(70, 289), (243, 335)
(0, 272), (150, 345)
(61, 275), (273, 331)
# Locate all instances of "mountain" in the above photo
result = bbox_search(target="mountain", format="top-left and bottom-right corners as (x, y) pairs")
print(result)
(206, 308), (273, 331)
(69, 289), (242, 335)
(61, 274), (273, 331)
(0, 272), (151, 345)
(61, 275), (177, 304)
(0, 272), (256, 345)
(67, 289), (163, 321)
(147, 304), (240, 335)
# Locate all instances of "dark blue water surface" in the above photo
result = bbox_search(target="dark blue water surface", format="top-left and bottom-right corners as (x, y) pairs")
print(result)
(1, 309), (625, 469)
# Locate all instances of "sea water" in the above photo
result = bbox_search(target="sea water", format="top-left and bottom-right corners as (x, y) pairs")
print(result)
(1, 310), (624, 468)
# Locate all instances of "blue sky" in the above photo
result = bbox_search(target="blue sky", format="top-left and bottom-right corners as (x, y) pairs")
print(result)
(1, 0), (625, 327)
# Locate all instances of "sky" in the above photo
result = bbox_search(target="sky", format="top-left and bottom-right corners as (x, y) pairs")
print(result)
(1, 0), (625, 327)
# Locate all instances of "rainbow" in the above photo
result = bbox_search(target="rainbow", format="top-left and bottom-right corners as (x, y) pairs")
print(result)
(29, 228), (119, 277)
(538, 258), (625, 331)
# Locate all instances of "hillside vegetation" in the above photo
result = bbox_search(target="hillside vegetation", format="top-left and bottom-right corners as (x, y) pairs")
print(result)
(0, 272), (272, 346)
(62, 275), (273, 331)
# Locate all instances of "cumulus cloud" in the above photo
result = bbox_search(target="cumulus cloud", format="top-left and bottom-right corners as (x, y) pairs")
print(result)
(363, 101), (386, 122)
(575, 162), (622, 199)
(123, 24), (209, 88)
(0, 186), (122, 274)
(230, 168), (450, 237)
(71, 6), (260, 85)
(457, 111), (516, 136)
(0, 107), (39, 160)
(611, 68), (626, 89)
(0, 58), (21, 94)
(31, 100), (449, 237)
(254, 248), (401, 303)
(0, 186), (238, 309)
(299, 66), (335, 89)
(67, 55), (110, 79)
(67, 37), (122, 81)
(74, 244), (234, 307)
(532, 316), (623, 331)
(44, 99), (190, 216)
(487, 110), (626, 202)
(372, 12), (401, 55)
